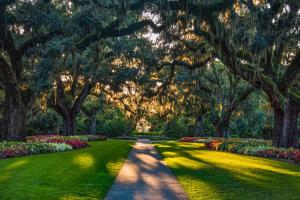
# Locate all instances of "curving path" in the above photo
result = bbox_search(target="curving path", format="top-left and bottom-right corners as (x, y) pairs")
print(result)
(105, 139), (189, 200)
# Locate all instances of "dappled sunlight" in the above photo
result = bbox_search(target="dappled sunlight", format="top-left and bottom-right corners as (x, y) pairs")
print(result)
(233, 172), (272, 185)
(116, 162), (139, 183)
(0, 173), (10, 182)
(154, 144), (172, 148)
(164, 156), (209, 170)
(176, 142), (205, 149)
(155, 141), (300, 199)
(135, 152), (157, 163)
(162, 151), (178, 157)
(73, 153), (95, 170)
(178, 175), (223, 200)
(106, 160), (139, 184)
(5, 160), (28, 170)
(188, 150), (300, 176)
(59, 193), (93, 200)
(106, 140), (189, 200)
(161, 142), (300, 177)
(0, 140), (132, 200)
(0, 160), (29, 183)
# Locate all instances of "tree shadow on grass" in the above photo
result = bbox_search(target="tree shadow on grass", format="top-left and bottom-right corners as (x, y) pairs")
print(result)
(155, 142), (300, 200)
(0, 140), (134, 200)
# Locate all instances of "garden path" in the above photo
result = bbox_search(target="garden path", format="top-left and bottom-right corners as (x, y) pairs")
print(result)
(105, 139), (189, 200)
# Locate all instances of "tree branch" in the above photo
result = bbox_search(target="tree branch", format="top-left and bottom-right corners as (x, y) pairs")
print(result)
(18, 30), (63, 55)
(278, 51), (300, 92)
(158, 57), (212, 71)
(72, 81), (93, 115)
(77, 19), (164, 50)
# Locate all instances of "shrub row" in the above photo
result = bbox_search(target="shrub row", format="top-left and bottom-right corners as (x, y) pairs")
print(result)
(178, 137), (199, 142)
(26, 134), (107, 142)
(0, 135), (106, 159)
(204, 139), (300, 163)
(0, 142), (72, 159)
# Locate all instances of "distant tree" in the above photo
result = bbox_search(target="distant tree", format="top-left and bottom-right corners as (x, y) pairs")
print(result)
(81, 94), (105, 135)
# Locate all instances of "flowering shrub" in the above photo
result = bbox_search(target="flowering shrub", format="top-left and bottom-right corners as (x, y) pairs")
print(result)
(66, 135), (107, 142)
(203, 138), (300, 163)
(84, 135), (107, 141)
(65, 140), (88, 149)
(48, 139), (88, 149)
(217, 139), (270, 153)
(235, 146), (268, 156)
(205, 140), (223, 150)
(256, 148), (299, 160)
(179, 137), (198, 142)
(1, 135), (107, 159)
(26, 135), (107, 142)
(26, 135), (62, 142)
(0, 146), (28, 158)
(0, 141), (73, 159)
(292, 150), (300, 162)
(25, 142), (72, 154)
(196, 138), (215, 143)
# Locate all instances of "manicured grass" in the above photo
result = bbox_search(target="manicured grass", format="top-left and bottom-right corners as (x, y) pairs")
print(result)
(154, 142), (300, 200)
(0, 140), (133, 200)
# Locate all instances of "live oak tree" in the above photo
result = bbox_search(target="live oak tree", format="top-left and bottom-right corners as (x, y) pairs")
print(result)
(155, 0), (300, 147)
(39, 40), (104, 136)
(0, 0), (63, 140)
(0, 0), (165, 139)
(198, 1), (300, 147)
(81, 94), (106, 135)
(191, 62), (253, 138)
(158, 60), (253, 137)
(1, 0), (298, 145)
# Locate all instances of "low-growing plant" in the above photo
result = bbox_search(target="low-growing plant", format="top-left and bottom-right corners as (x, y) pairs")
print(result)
(179, 137), (198, 142)
(203, 138), (300, 163)
(1, 135), (106, 159)
(205, 140), (223, 150)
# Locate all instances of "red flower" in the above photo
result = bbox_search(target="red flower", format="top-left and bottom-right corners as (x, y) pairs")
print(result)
(292, 150), (300, 163)
(205, 140), (223, 150)
(47, 139), (88, 149)
(0, 147), (28, 158)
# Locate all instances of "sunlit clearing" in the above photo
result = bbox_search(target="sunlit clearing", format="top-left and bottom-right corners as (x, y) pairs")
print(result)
(5, 160), (28, 170)
(107, 161), (138, 183)
(0, 173), (10, 182)
(73, 154), (95, 169)
(164, 156), (208, 170)
(59, 194), (85, 200)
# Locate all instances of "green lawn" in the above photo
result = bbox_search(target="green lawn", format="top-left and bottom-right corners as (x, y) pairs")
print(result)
(154, 141), (300, 200)
(0, 140), (133, 200)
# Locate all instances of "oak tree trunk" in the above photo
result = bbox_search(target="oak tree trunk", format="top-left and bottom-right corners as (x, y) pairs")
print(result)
(63, 114), (75, 136)
(89, 115), (97, 135)
(273, 100), (299, 148)
(194, 115), (204, 136)
(2, 93), (26, 140)
(216, 122), (229, 138)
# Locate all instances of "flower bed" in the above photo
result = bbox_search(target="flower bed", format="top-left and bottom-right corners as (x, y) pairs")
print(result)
(0, 135), (107, 159)
(204, 139), (300, 163)
(179, 137), (199, 142)
(0, 141), (72, 159)
(205, 140), (223, 150)
(26, 135), (107, 142)
(47, 139), (88, 149)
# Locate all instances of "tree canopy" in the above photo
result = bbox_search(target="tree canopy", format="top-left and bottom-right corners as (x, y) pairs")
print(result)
(0, 0), (299, 148)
